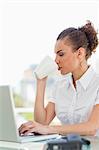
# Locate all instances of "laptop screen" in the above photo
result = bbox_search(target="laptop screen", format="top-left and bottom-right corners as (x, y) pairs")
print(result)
(0, 85), (19, 142)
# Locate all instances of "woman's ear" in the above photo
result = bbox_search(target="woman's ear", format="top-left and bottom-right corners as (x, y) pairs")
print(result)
(77, 47), (86, 60)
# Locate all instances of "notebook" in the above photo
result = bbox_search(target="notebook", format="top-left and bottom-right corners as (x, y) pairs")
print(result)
(0, 85), (58, 143)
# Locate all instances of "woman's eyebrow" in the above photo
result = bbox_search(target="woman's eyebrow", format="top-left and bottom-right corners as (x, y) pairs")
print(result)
(56, 50), (63, 54)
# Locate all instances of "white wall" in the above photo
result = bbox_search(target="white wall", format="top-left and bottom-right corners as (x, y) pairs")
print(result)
(0, 0), (99, 84)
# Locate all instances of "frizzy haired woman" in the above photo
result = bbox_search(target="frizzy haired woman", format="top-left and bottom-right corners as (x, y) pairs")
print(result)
(19, 21), (99, 136)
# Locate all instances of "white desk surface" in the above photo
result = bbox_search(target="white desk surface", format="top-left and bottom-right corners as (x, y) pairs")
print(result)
(0, 136), (99, 150)
(0, 141), (44, 150)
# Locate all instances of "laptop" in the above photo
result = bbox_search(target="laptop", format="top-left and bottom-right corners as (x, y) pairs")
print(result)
(0, 85), (58, 143)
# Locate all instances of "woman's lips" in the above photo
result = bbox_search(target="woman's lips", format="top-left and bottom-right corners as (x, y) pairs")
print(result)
(58, 67), (62, 70)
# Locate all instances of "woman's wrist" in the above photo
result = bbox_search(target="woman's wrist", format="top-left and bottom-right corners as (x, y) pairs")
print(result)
(37, 78), (47, 89)
(47, 125), (59, 134)
(37, 77), (47, 83)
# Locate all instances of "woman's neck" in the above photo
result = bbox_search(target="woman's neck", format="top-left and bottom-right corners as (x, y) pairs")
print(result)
(72, 64), (89, 82)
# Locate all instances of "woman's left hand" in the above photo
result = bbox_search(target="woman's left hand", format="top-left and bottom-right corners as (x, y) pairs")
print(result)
(18, 121), (52, 135)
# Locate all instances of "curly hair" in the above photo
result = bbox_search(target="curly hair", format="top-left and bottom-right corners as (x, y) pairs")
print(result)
(57, 21), (98, 60)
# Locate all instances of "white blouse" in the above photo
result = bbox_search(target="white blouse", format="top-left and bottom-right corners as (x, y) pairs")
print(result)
(48, 66), (99, 125)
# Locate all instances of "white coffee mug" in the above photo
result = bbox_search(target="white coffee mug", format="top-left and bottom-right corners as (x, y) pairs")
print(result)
(34, 56), (58, 79)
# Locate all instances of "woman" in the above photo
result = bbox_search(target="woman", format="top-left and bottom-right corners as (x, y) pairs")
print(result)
(19, 21), (99, 136)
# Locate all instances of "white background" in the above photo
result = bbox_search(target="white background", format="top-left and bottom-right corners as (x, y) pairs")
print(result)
(0, 0), (99, 85)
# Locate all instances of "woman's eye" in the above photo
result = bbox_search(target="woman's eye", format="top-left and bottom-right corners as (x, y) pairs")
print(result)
(59, 52), (64, 56)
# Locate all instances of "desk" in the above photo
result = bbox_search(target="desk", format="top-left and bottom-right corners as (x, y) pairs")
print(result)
(0, 136), (99, 150)
(0, 141), (44, 150)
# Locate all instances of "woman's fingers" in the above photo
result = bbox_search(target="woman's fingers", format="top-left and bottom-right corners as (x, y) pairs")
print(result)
(18, 121), (50, 135)
(23, 128), (37, 135)
(18, 121), (34, 135)
(18, 121), (29, 132)
(19, 121), (33, 130)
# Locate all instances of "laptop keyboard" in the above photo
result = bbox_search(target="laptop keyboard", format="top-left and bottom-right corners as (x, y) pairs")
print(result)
(20, 132), (42, 136)
(19, 133), (59, 143)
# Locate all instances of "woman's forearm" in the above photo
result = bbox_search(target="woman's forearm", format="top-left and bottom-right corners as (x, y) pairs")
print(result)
(34, 79), (47, 124)
(49, 122), (96, 136)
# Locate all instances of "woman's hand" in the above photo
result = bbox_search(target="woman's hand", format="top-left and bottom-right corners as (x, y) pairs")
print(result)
(18, 121), (52, 135)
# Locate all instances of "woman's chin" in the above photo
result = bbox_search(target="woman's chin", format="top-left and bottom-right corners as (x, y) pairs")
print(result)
(60, 71), (66, 75)
(60, 70), (69, 75)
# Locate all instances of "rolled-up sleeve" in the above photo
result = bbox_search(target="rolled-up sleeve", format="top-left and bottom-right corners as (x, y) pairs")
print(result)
(95, 87), (99, 105)
(47, 82), (58, 103)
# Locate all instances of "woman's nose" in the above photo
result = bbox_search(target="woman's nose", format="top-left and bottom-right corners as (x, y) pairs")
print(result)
(55, 56), (59, 64)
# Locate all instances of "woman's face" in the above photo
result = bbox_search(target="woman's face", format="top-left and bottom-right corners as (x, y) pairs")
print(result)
(55, 39), (80, 75)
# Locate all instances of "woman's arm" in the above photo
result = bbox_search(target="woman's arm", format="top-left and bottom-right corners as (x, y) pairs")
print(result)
(34, 78), (55, 125)
(49, 104), (99, 136)
(19, 105), (99, 136)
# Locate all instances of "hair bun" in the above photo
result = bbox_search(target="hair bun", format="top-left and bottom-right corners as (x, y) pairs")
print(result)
(79, 20), (98, 52)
